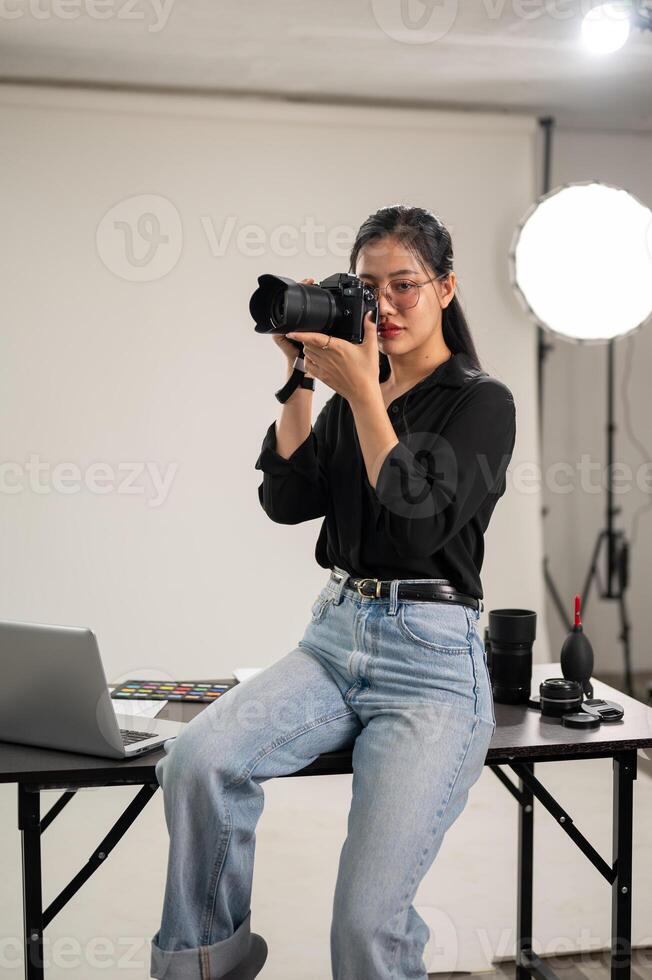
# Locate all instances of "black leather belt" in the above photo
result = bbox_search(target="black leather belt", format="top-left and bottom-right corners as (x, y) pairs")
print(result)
(331, 570), (482, 612)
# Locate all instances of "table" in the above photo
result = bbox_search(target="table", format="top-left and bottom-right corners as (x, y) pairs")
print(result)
(1, 663), (651, 980)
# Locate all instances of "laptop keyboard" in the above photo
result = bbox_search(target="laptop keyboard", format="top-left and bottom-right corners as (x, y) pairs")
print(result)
(119, 728), (155, 745)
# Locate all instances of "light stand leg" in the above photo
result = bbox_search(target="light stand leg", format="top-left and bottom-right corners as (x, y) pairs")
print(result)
(544, 337), (634, 697)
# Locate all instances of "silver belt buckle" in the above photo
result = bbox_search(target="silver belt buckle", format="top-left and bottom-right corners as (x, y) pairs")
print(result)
(356, 577), (381, 598)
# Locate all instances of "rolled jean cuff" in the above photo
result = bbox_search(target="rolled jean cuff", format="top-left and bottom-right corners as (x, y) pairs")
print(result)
(150, 910), (252, 980)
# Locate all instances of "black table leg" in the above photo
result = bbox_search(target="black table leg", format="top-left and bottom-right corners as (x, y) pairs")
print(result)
(612, 751), (635, 979)
(18, 785), (44, 980)
(516, 761), (534, 980)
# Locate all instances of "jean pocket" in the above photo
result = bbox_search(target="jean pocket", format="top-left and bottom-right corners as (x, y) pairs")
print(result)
(396, 601), (470, 653)
(310, 588), (333, 624)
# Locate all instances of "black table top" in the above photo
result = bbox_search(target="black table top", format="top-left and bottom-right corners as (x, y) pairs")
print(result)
(1, 664), (651, 788)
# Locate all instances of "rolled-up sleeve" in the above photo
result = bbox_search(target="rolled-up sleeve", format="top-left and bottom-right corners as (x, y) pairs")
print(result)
(373, 382), (516, 558)
(255, 395), (333, 524)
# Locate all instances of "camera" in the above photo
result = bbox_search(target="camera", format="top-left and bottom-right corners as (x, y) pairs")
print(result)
(249, 273), (379, 345)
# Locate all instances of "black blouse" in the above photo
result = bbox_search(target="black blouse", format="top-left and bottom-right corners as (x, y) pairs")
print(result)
(255, 351), (516, 599)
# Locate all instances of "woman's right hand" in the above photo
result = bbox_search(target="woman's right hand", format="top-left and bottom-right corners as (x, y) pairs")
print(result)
(272, 277), (316, 377)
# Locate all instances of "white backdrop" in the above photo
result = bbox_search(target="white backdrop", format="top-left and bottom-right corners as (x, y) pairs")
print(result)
(0, 85), (545, 671)
(0, 85), (545, 978)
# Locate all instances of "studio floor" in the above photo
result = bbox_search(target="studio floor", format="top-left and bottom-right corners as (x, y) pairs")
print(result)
(464, 945), (652, 980)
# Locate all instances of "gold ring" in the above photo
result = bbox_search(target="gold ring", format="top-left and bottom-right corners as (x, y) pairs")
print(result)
(320, 336), (332, 350)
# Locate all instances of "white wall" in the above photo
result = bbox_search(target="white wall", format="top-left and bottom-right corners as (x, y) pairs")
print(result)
(542, 126), (652, 677)
(0, 84), (542, 978)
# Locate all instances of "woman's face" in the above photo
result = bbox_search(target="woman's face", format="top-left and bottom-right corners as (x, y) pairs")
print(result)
(355, 234), (456, 354)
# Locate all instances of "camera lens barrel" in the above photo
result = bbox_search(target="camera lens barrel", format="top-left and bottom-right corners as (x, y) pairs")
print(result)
(539, 678), (584, 717)
(250, 275), (337, 332)
(276, 283), (336, 330)
(488, 608), (537, 705)
(489, 608), (537, 644)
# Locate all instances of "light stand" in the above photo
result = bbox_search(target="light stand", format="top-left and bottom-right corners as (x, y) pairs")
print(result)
(511, 145), (652, 699)
(580, 339), (633, 696)
(540, 337), (633, 695)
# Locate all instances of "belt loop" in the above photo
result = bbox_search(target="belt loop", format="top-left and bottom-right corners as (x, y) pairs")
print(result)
(330, 565), (349, 605)
(388, 578), (400, 616)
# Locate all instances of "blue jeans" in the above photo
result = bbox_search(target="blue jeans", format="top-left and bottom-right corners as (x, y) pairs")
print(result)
(150, 565), (496, 980)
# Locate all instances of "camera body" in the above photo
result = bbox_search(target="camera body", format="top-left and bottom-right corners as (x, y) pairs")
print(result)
(249, 272), (379, 344)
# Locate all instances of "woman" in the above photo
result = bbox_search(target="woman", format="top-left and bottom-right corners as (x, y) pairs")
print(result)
(151, 205), (516, 980)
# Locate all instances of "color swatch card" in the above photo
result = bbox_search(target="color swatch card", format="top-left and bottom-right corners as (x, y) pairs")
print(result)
(110, 679), (236, 702)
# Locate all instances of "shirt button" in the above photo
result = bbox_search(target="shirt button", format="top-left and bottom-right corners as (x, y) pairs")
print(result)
(391, 405), (399, 414)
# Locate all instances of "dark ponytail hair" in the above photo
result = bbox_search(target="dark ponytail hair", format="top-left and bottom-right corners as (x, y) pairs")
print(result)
(348, 204), (482, 381)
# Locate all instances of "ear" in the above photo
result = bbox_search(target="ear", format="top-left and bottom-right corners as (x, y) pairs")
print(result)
(440, 270), (456, 309)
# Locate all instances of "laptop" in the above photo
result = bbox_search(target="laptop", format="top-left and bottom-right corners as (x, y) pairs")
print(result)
(0, 619), (186, 760)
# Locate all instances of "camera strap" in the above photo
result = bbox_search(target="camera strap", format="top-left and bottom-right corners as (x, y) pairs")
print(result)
(275, 351), (316, 403)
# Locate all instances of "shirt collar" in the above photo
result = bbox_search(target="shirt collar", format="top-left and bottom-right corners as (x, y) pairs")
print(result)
(379, 351), (486, 389)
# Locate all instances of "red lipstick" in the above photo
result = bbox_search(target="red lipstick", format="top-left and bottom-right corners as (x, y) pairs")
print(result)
(378, 322), (404, 338)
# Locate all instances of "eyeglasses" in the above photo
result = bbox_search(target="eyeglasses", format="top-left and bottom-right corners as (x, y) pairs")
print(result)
(363, 274), (445, 311)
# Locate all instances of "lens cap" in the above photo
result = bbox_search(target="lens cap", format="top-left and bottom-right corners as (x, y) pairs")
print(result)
(581, 698), (624, 722)
(561, 711), (601, 729)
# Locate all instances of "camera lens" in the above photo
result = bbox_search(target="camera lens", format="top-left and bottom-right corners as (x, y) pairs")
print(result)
(488, 608), (537, 705)
(270, 290), (286, 328)
(250, 275), (335, 333)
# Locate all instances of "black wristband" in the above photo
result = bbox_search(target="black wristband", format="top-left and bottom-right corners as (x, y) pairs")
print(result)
(275, 356), (315, 403)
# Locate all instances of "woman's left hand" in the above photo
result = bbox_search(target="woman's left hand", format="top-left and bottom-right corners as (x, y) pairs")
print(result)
(286, 311), (380, 404)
